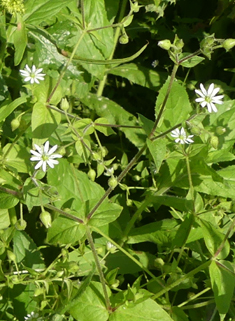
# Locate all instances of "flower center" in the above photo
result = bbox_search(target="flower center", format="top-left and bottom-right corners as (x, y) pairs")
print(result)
(205, 95), (212, 103)
(42, 154), (49, 161)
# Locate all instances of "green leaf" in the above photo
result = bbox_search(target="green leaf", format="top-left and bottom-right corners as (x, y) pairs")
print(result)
(179, 53), (205, 68)
(59, 264), (95, 314)
(47, 159), (105, 209)
(31, 102), (61, 145)
(109, 298), (174, 321)
(0, 209), (10, 229)
(83, 0), (114, 59)
(46, 216), (86, 245)
(209, 260), (235, 315)
(138, 114), (154, 136)
(13, 19), (27, 66)
(155, 78), (192, 131)
(199, 219), (230, 259)
(69, 281), (110, 321)
(3, 143), (30, 173)
(109, 63), (167, 90)
(88, 200), (123, 227)
(0, 191), (19, 209)
(0, 96), (27, 123)
(24, 0), (74, 25)
(13, 230), (45, 269)
(81, 94), (145, 148)
(127, 220), (178, 246)
(95, 118), (116, 136)
(147, 138), (167, 173)
(173, 213), (194, 248)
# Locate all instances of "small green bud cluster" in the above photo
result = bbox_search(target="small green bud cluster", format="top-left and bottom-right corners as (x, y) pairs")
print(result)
(200, 34), (216, 59)
(1, 0), (25, 15)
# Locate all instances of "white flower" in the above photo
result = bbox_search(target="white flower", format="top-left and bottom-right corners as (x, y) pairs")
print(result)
(30, 141), (62, 172)
(24, 312), (39, 320)
(20, 64), (45, 84)
(195, 83), (224, 113)
(171, 128), (194, 144)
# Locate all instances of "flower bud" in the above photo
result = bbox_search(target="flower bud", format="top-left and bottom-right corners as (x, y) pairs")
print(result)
(88, 168), (96, 181)
(158, 39), (171, 51)
(11, 118), (20, 131)
(15, 219), (27, 231)
(154, 258), (165, 269)
(61, 98), (70, 111)
(209, 136), (219, 149)
(119, 34), (129, 44)
(40, 211), (52, 228)
(108, 177), (118, 189)
(215, 126), (226, 136)
(222, 39), (235, 52)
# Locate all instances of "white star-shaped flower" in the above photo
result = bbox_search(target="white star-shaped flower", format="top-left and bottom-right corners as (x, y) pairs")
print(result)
(195, 83), (224, 113)
(20, 64), (46, 84)
(30, 141), (62, 172)
(171, 128), (194, 144)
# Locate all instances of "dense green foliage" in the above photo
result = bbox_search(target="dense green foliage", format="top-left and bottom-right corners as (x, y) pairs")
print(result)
(0, 0), (235, 320)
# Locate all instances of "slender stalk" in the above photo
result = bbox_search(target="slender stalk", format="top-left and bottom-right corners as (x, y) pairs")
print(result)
(44, 204), (84, 224)
(152, 260), (211, 300)
(86, 227), (111, 311)
(185, 154), (195, 213)
(92, 226), (165, 289)
(149, 64), (179, 137)
(47, 31), (86, 103)
(213, 214), (235, 259)
(177, 287), (211, 307)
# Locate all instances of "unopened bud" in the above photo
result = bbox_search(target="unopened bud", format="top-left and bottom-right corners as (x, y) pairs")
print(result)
(11, 118), (20, 131)
(119, 34), (129, 44)
(215, 126), (226, 136)
(15, 219), (27, 231)
(158, 39), (171, 51)
(108, 177), (118, 189)
(209, 136), (219, 149)
(88, 168), (96, 181)
(223, 39), (235, 52)
(154, 258), (165, 269)
(40, 211), (52, 228)
(61, 98), (69, 111)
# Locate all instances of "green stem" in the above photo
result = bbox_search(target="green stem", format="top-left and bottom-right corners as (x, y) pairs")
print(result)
(47, 30), (86, 103)
(185, 154), (195, 213)
(149, 64), (179, 137)
(44, 204), (84, 224)
(213, 214), (235, 259)
(152, 260), (211, 300)
(92, 226), (165, 289)
(86, 227), (111, 311)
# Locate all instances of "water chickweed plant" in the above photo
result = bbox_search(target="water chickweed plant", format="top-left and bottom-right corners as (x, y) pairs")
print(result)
(0, 0), (235, 320)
